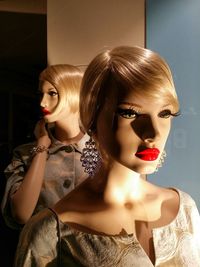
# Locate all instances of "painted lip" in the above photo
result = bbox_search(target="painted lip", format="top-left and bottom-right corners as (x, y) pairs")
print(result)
(41, 108), (51, 116)
(135, 148), (160, 161)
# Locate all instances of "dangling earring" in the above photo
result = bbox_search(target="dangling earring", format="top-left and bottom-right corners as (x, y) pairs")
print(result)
(80, 133), (101, 177)
(155, 150), (167, 172)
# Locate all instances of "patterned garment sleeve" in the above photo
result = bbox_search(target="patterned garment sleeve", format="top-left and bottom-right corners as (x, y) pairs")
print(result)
(14, 209), (59, 267)
(1, 143), (34, 229)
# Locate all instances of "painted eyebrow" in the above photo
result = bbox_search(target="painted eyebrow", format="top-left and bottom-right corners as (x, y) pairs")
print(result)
(48, 87), (57, 91)
(118, 102), (142, 108)
(118, 102), (173, 109)
(37, 87), (56, 92)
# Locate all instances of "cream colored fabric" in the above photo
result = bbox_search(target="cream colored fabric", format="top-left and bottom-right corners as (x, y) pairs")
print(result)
(14, 189), (200, 266)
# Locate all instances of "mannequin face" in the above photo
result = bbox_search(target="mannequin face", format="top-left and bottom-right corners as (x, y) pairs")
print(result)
(96, 89), (173, 174)
(39, 80), (58, 116)
(39, 80), (71, 123)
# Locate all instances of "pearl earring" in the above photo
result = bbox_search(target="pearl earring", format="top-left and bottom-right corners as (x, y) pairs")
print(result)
(155, 150), (166, 172)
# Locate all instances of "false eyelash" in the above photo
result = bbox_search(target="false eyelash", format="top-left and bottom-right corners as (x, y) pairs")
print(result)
(159, 108), (181, 118)
(116, 108), (140, 119)
(48, 91), (58, 96)
(171, 110), (181, 117)
(117, 107), (141, 114)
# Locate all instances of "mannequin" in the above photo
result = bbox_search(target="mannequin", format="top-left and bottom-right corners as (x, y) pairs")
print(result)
(14, 47), (200, 266)
(1, 64), (88, 229)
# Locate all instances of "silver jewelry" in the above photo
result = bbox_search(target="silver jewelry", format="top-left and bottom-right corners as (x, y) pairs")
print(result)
(30, 145), (49, 157)
(155, 150), (166, 172)
(80, 135), (101, 177)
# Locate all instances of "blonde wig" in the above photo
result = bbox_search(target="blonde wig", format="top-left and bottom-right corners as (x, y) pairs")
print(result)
(39, 64), (83, 118)
(80, 46), (179, 133)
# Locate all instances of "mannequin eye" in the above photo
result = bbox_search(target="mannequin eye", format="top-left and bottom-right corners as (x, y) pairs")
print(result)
(159, 109), (178, 118)
(48, 91), (58, 97)
(116, 108), (140, 119)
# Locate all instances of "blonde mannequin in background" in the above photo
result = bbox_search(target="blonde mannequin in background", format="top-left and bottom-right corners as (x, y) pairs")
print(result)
(1, 64), (88, 230)
(14, 47), (200, 266)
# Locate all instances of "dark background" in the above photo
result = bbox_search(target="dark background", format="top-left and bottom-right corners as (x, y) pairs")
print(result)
(0, 11), (47, 266)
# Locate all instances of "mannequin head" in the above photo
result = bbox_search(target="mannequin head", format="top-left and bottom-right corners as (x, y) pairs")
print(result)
(39, 64), (83, 123)
(80, 46), (180, 174)
(80, 46), (179, 132)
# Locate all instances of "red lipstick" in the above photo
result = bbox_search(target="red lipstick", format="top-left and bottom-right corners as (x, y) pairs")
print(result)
(41, 108), (51, 116)
(135, 148), (160, 161)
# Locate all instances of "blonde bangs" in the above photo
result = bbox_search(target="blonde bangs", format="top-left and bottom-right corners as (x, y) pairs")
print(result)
(79, 46), (180, 133)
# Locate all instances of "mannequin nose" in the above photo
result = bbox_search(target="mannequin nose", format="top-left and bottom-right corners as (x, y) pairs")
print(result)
(40, 96), (47, 108)
(141, 117), (160, 143)
(41, 103), (47, 108)
(143, 136), (156, 143)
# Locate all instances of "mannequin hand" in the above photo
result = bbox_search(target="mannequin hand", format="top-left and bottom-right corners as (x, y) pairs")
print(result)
(34, 119), (51, 147)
